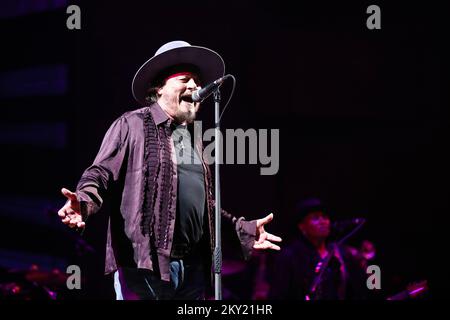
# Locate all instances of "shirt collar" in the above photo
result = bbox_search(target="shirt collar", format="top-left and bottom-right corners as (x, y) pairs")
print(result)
(149, 102), (171, 126)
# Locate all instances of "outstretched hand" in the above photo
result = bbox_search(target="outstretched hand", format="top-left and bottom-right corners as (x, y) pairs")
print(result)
(57, 188), (85, 229)
(253, 213), (282, 251)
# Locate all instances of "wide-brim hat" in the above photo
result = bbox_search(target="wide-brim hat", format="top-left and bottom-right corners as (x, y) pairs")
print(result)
(132, 40), (225, 106)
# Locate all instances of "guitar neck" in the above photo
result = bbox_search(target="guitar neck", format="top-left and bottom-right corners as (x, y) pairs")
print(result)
(386, 281), (428, 300)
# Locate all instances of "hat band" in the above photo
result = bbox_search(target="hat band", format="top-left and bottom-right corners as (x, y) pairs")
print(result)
(164, 72), (195, 82)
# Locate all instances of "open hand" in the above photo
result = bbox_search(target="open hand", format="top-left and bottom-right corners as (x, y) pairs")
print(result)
(253, 213), (282, 250)
(57, 188), (85, 229)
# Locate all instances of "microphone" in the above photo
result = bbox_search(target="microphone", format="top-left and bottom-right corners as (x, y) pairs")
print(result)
(192, 75), (231, 102)
(332, 218), (366, 230)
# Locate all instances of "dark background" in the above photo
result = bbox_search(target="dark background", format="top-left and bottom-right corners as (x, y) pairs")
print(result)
(0, 0), (447, 299)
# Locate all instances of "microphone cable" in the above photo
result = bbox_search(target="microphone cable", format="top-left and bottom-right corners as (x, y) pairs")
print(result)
(218, 74), (236, 122)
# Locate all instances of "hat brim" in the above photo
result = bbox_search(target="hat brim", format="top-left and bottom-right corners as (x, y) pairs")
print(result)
(132, 45), (225, 106)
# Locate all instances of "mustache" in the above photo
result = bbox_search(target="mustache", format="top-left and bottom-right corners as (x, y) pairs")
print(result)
(180, 92), (195, 103)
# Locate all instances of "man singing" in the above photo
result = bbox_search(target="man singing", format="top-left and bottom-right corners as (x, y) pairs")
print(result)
(57, 40), (281, 300)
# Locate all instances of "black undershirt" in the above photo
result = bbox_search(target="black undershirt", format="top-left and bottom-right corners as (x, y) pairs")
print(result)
(171, 124), (205, 258)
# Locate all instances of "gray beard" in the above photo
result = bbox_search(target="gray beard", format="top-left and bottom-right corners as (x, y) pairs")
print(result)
(174, 109), (196, 124)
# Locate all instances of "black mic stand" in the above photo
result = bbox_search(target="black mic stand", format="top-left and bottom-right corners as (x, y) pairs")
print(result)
(202, 74), (236, 300)
(213, 88), (223, 300)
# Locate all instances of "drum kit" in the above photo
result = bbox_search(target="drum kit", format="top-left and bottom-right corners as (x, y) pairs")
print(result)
(0, 264), (68, 300)
(1, 260), (247, 300)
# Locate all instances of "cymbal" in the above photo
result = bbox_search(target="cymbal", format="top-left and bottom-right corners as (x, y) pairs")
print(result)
(0, 267), (61, 300)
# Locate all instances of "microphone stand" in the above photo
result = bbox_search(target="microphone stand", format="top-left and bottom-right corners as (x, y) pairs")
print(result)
(305, 219), (366, 300)
(213, 88), (223, 300)
(199, 74), (234, 300)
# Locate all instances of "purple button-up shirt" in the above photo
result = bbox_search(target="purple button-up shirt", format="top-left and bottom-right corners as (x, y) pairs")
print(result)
(76, 103), (257, 281)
